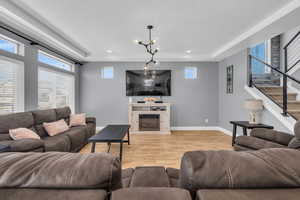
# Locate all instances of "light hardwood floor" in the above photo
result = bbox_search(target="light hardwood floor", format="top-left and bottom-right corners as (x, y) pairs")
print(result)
(80, 131), (233, 169)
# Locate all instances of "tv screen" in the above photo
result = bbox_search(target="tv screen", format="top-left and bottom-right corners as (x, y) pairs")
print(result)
(126, 70), (171, 96)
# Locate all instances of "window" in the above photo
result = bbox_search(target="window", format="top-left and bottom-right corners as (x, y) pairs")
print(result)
(38, 50), (74, 72)
(0, 34), (24, 55)
(38, 68), (75, 111)
(184, 67), (197, 79)
(0, 56), (24, 114)
(101, 66), (114, 79)
(250, 40), (271, 74)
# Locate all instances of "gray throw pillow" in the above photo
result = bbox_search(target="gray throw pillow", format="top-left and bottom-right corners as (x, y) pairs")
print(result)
(288, 137), (300, 149)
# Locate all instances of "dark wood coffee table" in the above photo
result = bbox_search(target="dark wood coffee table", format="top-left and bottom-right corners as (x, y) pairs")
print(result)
(88, 125), (130, 162)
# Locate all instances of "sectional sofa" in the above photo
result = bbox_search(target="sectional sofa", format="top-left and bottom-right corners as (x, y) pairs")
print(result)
(234, 121), (300, 151)
(1, 148), (300, 200)
(0, 107), (96, 152)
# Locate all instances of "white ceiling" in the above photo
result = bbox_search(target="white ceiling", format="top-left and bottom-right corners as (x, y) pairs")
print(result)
(3, 0), (300, 62)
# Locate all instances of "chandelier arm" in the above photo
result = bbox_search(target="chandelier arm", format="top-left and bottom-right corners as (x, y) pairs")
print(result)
(149, 27), (152, 52)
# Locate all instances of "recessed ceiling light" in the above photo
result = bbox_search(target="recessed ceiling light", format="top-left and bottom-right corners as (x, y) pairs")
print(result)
(186, 50), (192, 54)
(106, 50), (113, 53)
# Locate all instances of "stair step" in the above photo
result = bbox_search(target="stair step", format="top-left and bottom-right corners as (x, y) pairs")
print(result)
(288, 110), (300, 120)
(288, 109), (300, 112)
(276, 101), (300, 109)
(258, 86), (283, 93)
(267, 93), (297, 101)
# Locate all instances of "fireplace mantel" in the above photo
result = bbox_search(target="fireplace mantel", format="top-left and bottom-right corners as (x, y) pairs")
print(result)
(128, 103), (171, 134)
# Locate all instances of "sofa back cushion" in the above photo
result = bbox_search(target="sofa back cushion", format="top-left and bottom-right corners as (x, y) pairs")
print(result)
(32, 109), (57, 124)
(32, 109), (57, 137)
(0, 152), (122, 191)
(180, 149), (300, 193)
(294, 121), (300, 139)
(55, 107), (71, 121)
(0, 112), (35, 141)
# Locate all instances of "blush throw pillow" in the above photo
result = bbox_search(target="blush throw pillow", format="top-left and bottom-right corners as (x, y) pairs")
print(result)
(9, 128), (41, 140)
(43, 119), (69, 136)
(69, 113), (86, 127)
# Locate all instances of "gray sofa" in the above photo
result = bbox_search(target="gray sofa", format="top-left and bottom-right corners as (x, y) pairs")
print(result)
(180, 148), (300, 200)
(0, 107), (96, 152)
(0, 152), (121, 200)
(1, 148), (300, 200)
(234, 121), (300, 151)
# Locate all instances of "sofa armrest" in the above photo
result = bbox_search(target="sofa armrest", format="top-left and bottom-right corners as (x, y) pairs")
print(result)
(250, 128), (294, 146)
(180, 149), (300, 193)
(0, 152), (121, 191)
(86, 117), (96, 124)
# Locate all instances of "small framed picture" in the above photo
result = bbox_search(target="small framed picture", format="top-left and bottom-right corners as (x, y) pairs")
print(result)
(226, 65), (233, 94)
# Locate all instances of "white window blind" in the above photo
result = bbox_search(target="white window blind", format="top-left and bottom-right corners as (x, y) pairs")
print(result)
(38, 50), (74, 72)
(38, 67), (75, 111)
(0, 56), (24, 114)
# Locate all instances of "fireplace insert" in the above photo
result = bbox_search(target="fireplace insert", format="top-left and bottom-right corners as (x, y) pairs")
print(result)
(139, 114), (160, 131)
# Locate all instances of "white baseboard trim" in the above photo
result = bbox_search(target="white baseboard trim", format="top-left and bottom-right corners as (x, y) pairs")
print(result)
(215, 127), (233, 136)
(96, 126), (105, 131)
(96, 126), (232, 136)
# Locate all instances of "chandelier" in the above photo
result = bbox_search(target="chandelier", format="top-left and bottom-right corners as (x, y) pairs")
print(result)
(136, 25), (159, 71)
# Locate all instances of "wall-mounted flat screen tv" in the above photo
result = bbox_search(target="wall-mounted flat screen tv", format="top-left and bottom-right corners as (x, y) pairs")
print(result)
(126, 70), (171, 96)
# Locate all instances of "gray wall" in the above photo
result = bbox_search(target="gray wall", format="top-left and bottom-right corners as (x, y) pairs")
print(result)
(80, 62), (219, 127)
(218, 49), (291, 134)
(0, 26), (80, 112)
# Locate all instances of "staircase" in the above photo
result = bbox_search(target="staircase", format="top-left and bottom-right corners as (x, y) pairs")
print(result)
(257, 86), (300, 120)
(248, 30), (300, 126)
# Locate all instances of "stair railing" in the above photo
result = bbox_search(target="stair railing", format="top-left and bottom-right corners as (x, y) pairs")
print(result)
(283, 30), (300, 73)
(248, 55), (300, 117)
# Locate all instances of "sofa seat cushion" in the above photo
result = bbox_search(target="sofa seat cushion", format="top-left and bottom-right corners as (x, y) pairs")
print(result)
(0, 189), (107, 200)
(0, 139), (44, 152)
(111, 188), (191, 200)
(0, 152), (121, 190)
(65, 126), (88, 151)
(197, 189), (300, 200)
(130, 167), (170, 187)
(43, 134), (71, 152)
(235, 136), (286, 150)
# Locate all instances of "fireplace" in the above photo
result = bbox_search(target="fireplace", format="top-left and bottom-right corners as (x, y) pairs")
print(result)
(139, 114), (160, 131)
